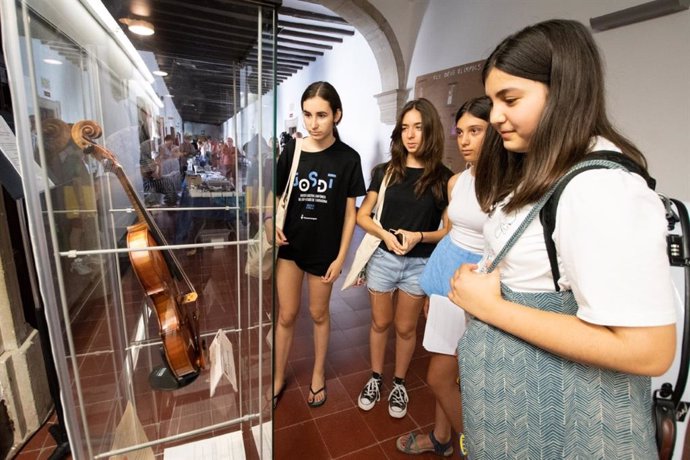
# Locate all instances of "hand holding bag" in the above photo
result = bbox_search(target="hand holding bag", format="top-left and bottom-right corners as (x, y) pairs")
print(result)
(341, 170), (390, 290)
(245, 139), (302, 279)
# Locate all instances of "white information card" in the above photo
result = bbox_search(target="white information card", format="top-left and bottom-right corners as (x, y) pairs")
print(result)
(209, 329), (237, 397)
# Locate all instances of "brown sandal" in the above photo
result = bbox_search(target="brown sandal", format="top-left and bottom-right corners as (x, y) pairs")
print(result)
(396, 430), (453, 457)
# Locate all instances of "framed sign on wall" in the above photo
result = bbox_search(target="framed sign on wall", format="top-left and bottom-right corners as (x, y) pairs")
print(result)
(414, 60), (485, 173)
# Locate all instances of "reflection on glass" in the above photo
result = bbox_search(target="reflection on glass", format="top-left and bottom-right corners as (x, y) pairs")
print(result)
(4, 0), (276, 457)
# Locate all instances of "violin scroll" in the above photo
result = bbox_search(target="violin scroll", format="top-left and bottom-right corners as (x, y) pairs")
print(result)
(71, 120), (101, 148)
(41, 118), (71, 155)
(71, 120), (117, 165)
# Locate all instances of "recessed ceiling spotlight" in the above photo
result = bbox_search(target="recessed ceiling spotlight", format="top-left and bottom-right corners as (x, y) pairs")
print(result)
(43, 58), (63, 65)
(131, 0), (151, 17)
(152, 70), (168, 76)
(119, 18), (155, 36)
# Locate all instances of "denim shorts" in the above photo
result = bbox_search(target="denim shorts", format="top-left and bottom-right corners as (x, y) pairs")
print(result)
(365, 246), (427, 296)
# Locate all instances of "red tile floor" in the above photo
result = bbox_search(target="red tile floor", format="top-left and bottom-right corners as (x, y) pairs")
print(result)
(15, 226), (452, 460)
(272, 292), (452, 460)
(12, 199), (272, 459)
(13, 217), (690, 459)
(12, 411), (71, 459)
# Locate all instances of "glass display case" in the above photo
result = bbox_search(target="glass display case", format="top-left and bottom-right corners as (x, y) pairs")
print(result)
(1, 0), (276, 458)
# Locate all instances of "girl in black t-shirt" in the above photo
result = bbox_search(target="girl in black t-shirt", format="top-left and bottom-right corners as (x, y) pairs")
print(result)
(268, 82), (366, 408)
(357, 98), (453, 419)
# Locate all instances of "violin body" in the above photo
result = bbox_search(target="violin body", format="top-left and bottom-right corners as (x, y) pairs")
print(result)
(127, 222), (202, 377)
(71, 120), (204, 382)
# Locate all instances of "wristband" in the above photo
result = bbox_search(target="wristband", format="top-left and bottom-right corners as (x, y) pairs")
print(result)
(419, 231), (424, 243)
(263, 215), (273, 222)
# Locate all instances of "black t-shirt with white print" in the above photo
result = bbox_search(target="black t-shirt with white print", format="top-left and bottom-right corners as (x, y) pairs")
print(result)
(368, 162), (452, 258)
(276, 138), (366, 274)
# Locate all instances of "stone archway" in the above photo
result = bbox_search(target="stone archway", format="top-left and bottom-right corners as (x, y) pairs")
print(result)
(304, 0), (407, 124)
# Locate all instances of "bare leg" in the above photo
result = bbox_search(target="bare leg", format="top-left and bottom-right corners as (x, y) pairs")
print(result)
(393, 291), (425, 379)
(306, 274), (334, 404)
(273, 259), (304, 394)
(400, 353), (459, 450)
(368, 289), (395, 374)
(397, 399), (451, 452)
(427, 352), (463, 434)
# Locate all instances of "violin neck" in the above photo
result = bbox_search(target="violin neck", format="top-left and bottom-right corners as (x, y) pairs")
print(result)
(111, 163), (195, 297)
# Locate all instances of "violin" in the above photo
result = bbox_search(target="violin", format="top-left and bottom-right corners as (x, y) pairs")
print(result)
(71, 120), (204, 382)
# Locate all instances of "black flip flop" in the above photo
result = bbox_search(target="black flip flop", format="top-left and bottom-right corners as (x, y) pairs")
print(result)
(307, 385), (327, 407)
(273, 382), (286, 409)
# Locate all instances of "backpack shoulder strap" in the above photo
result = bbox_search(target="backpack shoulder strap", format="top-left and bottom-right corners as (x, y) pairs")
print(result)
(538, 150), (655, 291)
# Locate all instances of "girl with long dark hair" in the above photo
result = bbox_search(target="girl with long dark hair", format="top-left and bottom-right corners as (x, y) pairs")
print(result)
(270, 81), (366, 408)
(357, 98), (453, 419)
(397, 96), (492, 457)
(450, 19), (676, 458)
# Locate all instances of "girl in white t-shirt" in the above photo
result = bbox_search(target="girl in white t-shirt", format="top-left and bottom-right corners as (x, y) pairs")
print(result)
(449, 19), (676, 458)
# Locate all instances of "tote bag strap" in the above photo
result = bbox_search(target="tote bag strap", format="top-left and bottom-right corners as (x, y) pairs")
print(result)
(486, 159), (625, 273)
(372, 169), (391, 223)
(276, 138), (302, 226)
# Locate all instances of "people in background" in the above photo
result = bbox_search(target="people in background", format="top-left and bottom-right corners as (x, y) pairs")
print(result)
(356, 98), (453, 419)
(155, 144), (182, 193)
(210, 138), (221, 169)
(396, 96), (492, 457)
(158, 134), (174, 159)
(180, 133), (197, 157)
(450, 19), (676, 458)
(270, 81), (366, 409)
(221, 136), (237, 184)
(196, 136), (210, 167)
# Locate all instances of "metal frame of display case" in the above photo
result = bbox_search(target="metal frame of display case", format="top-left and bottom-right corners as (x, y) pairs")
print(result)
(1, 1), (276, 458)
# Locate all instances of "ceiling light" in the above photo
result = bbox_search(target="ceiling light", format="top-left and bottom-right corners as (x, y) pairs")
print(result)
(128, 20), (154, 36)
(119, 18), (155, 36)
(131, 0), (151, 17)
(152, 70), (168, 76)
(43, 58), (63, 65)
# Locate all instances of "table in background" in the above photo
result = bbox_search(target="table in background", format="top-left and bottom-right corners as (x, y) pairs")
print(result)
(174, 179), (246, 245)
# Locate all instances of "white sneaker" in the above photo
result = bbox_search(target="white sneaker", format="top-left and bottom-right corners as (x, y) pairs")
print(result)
(388, 381), (409, 418)
(358, 376), (382, 411)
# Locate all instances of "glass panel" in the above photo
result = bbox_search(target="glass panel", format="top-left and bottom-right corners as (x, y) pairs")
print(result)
(2, 0), (275, 457)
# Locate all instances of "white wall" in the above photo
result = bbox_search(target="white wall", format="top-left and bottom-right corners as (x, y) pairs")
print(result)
(278, 29), (388, 181)
(139, 51), (183, 138)
(225, 1), (690, 202)
(29, 41), (86, 124)
(369, 0), (429, 81)
(227, 29), (389, 186)
(407, 0), (690, 201)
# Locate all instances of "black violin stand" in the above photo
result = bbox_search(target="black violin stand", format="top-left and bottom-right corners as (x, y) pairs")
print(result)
(148, 349), (200, 391)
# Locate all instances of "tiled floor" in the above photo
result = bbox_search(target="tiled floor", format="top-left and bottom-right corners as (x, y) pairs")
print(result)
(15, 226), (449, 460)
(12, 411), (72, 459)
(14, 221), (690, 459)
(13, 171), (272, 459)
(273, 229), (455, 459)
